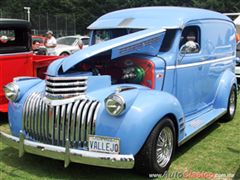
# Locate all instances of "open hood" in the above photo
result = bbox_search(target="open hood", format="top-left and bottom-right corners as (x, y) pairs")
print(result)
(61, 28), (166, 72)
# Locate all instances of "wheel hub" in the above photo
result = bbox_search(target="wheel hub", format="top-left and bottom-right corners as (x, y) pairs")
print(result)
(156, 127), (173, 168)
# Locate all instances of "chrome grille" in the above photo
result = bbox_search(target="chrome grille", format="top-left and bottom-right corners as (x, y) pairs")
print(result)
(45, 76), (87, 99)
(23, 92), (100, 149)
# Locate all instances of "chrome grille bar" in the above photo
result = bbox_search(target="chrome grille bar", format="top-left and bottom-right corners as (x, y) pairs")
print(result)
(45, 76), (88, 99)
(46, 76), (88, 81)
(46, 81), (87, 87)
(23, 92), (100, 150)
(46, 86), (87, 92)
(71, 100), (81, 147)
(55, 106), (60, 145)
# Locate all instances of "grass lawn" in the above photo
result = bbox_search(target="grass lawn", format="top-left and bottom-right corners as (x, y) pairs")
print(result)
(0, 97), (239, 180)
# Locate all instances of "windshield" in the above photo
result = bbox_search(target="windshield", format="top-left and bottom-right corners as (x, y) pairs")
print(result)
(92, 28), (143, 45)
(0, 28), (31, 54)
(32, 37), (44, 43)
(57, 37), (77, 45)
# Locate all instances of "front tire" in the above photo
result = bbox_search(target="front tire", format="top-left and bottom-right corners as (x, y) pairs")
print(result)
(134, 117), (176, 176)
(222, 85), (237, 122)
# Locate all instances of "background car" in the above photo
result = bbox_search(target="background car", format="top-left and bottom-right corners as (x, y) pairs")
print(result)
(54, 35), (89, 56)
(0, 19), (59, 112)
(235, 41), (240, 81)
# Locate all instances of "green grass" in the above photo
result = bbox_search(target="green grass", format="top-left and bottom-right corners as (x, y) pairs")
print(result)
(0, 98), (239, 180)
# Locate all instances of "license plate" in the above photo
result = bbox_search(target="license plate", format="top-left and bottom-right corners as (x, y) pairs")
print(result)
(88, 135), (120, 154)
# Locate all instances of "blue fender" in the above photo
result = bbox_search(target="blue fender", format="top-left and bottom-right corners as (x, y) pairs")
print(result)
(96, 89), (184, 155)
(214, 69), (237, 109)
(8, 80), (45, 137)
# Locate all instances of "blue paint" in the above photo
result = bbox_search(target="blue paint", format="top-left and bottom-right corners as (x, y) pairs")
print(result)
(7, 7), (237, 158)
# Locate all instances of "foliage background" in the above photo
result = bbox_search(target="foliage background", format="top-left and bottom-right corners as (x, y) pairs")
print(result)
(0, 0), (240, 35)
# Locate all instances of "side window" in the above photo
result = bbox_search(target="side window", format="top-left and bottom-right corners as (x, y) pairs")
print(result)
(179, 26), (201, 54)
(81, 38), (89, 45)
(159, 29), (177, 52)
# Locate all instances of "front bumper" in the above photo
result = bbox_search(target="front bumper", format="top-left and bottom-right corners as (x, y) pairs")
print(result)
(0, 131), (134, 169)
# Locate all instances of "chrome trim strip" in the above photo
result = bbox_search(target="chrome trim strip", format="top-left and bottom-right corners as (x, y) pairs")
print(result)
(71, 100), (81, 146)
(87, 101), (98, 138)
(46, 81), (87, 87)
(66, 103), (73, 144)
(23, 93), (32, 131)
(61, 104), (66, 146)
(76, 100), (88, 147)
(42, 96), (86, 106)
(92, 103), (101, 134)
(44, 103), (49, 142)
(29, 93), (38, 137)
(55, 106), (60, 145)
(166, 56), (234, 70)
(46, 76), (88, 81)
(45, 86), (87, 92)
(178, 110), (227, 146)
(34, 94), (41, 140)
(50, 106), (55, 144)
(81, 101), (91, 146)
(39, 99), (44, 141)
(0, 131), (134, 169)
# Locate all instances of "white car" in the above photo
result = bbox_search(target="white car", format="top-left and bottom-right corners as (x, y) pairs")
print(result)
(54, 35), (89, 56)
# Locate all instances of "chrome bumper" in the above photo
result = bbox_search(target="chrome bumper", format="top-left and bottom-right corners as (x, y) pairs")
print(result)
(0, 131), (134, 169)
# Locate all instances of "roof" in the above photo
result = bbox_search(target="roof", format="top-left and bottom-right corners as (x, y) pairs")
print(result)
(0, 18), (30, 29)
(88, 6), (232, 30)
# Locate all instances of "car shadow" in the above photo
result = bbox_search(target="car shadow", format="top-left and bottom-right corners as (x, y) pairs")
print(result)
(174, 121), (220, 160)
(0, 119), (230, 180)
(0, 112), (8, 123)
(0, 146), (144, 179)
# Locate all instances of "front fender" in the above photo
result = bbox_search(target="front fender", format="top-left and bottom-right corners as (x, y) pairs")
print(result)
(8, 81), (45, 137)
(96, 89), (184, 155)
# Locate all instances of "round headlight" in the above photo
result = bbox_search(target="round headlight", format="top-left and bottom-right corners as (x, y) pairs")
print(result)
(3, 82), (20, 102)
(105, 94), (125, 116)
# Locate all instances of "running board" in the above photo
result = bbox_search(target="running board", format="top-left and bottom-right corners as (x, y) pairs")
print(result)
(178, 108), (226, 146)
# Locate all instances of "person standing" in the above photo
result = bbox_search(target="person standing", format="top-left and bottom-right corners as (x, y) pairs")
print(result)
(44, 30), (57, 55)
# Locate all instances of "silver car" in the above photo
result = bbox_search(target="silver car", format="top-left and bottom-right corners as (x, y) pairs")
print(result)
(55, 35), (89, 56)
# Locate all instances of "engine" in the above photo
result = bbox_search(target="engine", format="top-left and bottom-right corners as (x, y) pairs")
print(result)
(76, 57), (155, 89)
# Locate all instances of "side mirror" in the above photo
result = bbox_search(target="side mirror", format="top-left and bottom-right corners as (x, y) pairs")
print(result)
(180, 41), (199, 54)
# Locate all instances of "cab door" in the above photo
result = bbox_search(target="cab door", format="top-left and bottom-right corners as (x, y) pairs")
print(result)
(175, 26), (205, 116)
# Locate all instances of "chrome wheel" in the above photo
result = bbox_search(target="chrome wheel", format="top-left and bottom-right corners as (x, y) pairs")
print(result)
(229, 89), (236, 116)
(156, 127), (173, 168)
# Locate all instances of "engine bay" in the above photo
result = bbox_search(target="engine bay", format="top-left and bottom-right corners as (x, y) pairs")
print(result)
(73, 56), (155, 89)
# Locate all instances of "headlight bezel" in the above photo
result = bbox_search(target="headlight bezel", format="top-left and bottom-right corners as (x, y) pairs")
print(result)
(105, 93), (126, 116)
(3, 82), (20, 102)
